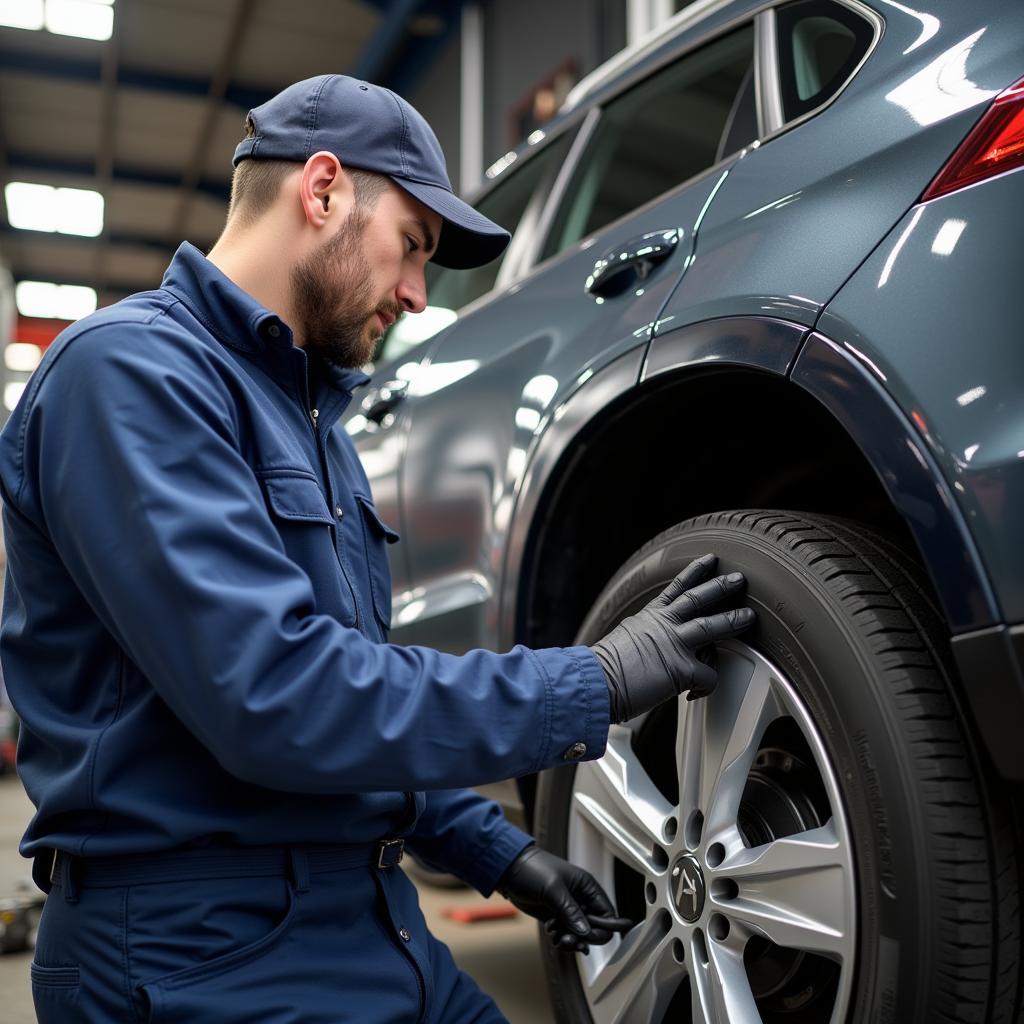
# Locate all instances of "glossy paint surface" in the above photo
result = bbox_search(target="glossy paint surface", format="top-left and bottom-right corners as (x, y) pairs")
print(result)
(389, 169), (730, 652)
(642, 315), (806, 380)
(658, 1), (1024, 332)
(817, 167), (1024, 622)
(791, 333), (998, 632)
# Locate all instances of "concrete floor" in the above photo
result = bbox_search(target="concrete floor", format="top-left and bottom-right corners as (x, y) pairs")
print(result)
(0, 774), (556, 1022)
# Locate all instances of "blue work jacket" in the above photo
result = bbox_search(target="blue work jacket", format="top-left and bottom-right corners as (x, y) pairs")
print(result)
(0, 243), (609, 895)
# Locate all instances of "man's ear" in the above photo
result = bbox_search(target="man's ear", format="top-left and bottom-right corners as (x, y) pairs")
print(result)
(299, 152), (355, 228)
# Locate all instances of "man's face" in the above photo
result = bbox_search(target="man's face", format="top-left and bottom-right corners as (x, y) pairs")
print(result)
(291, 183), (440, 369)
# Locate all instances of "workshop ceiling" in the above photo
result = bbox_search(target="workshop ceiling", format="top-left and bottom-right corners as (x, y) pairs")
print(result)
(0, 0), (461, 310)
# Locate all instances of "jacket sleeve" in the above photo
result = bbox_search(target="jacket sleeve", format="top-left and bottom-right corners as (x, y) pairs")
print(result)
(8, 322), (609, 794)
(406, 789), (534, 895)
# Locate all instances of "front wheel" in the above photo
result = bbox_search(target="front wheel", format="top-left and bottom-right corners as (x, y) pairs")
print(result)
(536, 511), (1021, 1024)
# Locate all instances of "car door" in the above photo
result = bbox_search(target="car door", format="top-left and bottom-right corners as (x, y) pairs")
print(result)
(344, 126), (575, 599)
(384, 21), (761, 652)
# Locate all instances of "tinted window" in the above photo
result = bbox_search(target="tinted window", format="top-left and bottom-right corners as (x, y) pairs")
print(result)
(776, 0), (874, 121)
(543, 23), (754, 260)
(426, 140), (564, 312)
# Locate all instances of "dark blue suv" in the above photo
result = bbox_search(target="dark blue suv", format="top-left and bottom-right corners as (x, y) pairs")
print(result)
(349, 2), (1024, 1020)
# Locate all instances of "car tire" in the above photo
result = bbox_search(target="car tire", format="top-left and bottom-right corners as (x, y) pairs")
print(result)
(536, 510), (1021, 1024)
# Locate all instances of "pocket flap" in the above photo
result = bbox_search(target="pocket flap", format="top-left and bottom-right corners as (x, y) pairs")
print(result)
(260, 473), (333, 524)
(354, 494), (400, 544)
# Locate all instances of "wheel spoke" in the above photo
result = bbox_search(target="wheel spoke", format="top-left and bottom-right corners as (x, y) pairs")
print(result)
(700, 651), (785, 838)
(573, 725), (675, 875)
(691, 936), (763, 1024)
(675, 690), (708, 842)
(584, 912), (681, 1022)
(718, 821), (852, 958)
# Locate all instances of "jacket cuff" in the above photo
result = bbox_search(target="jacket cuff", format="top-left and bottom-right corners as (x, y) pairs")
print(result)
(524, 644), (610, 772)
(468, 821), (535, 897)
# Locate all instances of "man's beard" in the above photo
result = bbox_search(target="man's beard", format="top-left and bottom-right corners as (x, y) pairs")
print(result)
(291, 208), (400, 369)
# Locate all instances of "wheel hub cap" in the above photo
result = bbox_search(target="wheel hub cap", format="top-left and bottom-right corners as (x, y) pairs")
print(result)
(670, 854), (705, 922)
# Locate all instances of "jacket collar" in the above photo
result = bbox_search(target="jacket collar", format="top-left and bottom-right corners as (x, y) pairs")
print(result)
(160, 242), (371, 399)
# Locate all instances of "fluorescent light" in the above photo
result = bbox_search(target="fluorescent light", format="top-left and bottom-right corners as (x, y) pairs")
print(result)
(55, 186), (104, 235)
(4, 182), (104, 236)
(4, 383), (27, 412)
(45, 0), (113, 40)
(5, 183), (56, 232)
(0, 0), (44, 30)
(4, 343), (44, 373)
(0, 0), (114, 37)
(15, 281), (97, 320)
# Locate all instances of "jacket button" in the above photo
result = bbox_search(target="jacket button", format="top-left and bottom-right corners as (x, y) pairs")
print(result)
(335, 505), (344, 520)
(399, 927), (411, 942)
(563, 742), (587, 760)
(266, 323), (281, 339)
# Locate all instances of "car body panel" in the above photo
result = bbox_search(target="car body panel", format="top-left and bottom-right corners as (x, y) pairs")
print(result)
(643, 314), (806, 380)
(655, 1), (1024, 332)
(496, 345), (648, 650)
(790, 331), (998, 632)
(817, 167), (1024, 625)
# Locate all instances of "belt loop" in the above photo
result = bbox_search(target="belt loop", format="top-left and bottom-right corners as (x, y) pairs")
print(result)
(287, 849), (310, 893)
(59, 852), (80, 904)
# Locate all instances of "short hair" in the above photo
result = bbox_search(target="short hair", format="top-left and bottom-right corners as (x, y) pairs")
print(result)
(228, 116), (390, 225)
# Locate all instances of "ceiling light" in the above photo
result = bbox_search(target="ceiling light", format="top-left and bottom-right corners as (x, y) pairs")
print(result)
(4, 343), (44, 373)
(4, 182), (104, 236)
(4, 382), (27, 413)
(45, 0), (114, 41)
(15, 281), (97, 321)
(0, 0), (44, 30)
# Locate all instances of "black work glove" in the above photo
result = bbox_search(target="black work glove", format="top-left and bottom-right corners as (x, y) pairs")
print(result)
(497, 845), (633, 954)
(592, 553), (755, 723)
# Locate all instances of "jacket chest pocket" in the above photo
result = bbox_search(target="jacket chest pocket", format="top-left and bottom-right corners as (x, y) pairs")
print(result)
(258, 470), (357, 627)
(354, 494), (400, 633)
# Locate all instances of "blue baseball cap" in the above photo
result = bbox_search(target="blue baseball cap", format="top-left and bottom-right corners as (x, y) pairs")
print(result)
(233, 75), (509, 270)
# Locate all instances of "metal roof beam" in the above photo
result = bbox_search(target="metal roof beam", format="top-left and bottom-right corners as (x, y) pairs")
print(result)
(0, 224), (192, 255)
(5, 151), (230, 201)
(0, 48), (273, 110)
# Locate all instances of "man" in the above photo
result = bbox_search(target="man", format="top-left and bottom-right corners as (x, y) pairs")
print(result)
(0, 76), (753, 1022)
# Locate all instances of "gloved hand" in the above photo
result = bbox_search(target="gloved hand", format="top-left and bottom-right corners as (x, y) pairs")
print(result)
(592, 553), (755, 723)
(497, 845), (633, 954)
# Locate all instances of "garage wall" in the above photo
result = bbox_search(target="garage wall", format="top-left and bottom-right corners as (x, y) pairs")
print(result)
(482, 0), (624, 165)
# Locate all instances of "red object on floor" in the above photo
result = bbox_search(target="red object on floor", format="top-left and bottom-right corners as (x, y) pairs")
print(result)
(441, 903), (519, 924)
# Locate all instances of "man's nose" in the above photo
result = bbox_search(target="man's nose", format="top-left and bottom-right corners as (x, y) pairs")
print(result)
(396, 269), (427, 314)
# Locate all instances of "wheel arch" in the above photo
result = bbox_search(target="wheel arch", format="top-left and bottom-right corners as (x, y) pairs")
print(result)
(502, 318), (997, 659)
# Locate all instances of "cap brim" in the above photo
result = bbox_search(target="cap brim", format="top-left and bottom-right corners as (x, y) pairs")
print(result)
(394, 179), (510, 270)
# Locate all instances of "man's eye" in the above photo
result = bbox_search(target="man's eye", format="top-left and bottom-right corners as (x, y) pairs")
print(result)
(406, 236), (420, 254)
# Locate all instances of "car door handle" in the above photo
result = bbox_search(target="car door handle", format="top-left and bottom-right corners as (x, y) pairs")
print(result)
(361, 379), (409, 424)
(585, 229), (681, 300)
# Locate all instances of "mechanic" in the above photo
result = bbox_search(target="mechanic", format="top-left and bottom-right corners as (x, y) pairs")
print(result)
(0, 75), (754, 1023)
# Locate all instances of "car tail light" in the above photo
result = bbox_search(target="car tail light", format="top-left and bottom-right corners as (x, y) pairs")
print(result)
(922, 75), (1024, 201)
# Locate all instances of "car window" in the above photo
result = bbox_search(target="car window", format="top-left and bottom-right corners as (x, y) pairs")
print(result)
(375, 138), (567, 365)
(542, 23), (755, 261)
(775, 0), (875, 122)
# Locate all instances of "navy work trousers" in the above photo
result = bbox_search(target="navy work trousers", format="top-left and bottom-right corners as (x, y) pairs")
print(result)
(30, 848), (508, 1023)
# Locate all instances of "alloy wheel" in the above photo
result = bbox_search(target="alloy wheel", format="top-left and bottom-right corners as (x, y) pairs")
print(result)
(567, 642), (856, 1023)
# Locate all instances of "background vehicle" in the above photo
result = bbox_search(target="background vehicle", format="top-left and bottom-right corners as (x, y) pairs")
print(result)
(346, 1), (1024, 1020)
